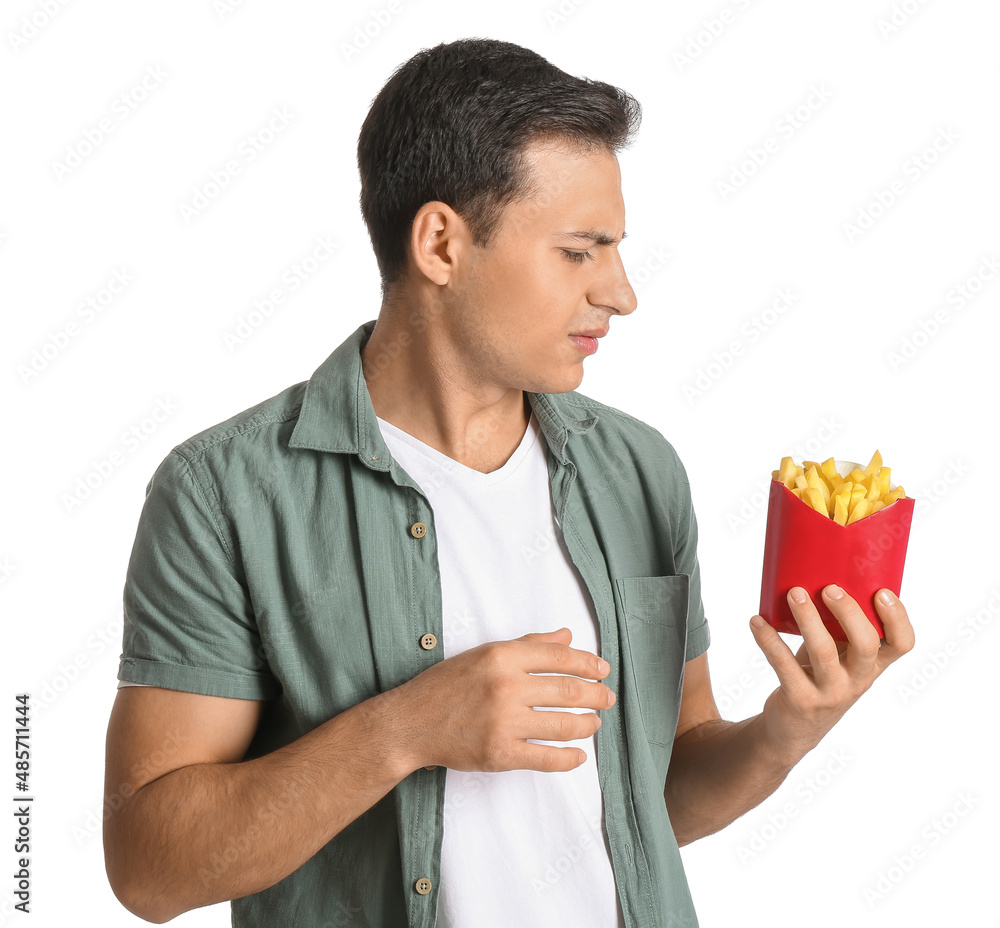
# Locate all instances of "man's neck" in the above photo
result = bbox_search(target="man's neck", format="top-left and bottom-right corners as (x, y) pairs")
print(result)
(360, 315), (532, 475)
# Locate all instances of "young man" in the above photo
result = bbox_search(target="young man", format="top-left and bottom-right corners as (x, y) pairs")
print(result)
(104, 38), (914, 927)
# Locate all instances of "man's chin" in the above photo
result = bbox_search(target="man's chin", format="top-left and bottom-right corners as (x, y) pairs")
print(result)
(528, 368), (586, 396)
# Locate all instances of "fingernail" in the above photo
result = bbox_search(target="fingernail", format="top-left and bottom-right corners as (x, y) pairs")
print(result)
(607, 689), (616, 707)
(598, 659), (610, 675)
(789, 587), (807, 604)
(826, 584), (844, 600)
(750, 615), (765, 628)
(878, 589), (896, 606)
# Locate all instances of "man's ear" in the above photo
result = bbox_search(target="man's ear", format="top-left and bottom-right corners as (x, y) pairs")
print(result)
(408, 201), (469, 287)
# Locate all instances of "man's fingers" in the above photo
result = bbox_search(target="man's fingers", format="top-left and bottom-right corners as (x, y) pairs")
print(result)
(526, 707), (603, 744)
(519, 627), (573, 644)
(528, 674), (616, 711)
(513, 638), (610, 681)
(874, 588), (916, 672)
(820, 585), (882, 679)
(786, 587), (842, 682)
(749, 615), (807, 693)
(516, 742), (588, 773)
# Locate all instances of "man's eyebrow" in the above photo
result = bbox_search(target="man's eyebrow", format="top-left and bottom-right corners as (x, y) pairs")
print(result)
(555, 229), (628, 246)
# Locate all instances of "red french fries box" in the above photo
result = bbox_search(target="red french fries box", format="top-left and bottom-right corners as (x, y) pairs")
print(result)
(759, 460), (915, 642)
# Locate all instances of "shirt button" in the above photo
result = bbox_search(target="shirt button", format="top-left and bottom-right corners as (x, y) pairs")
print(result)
(415, 877), (433, 895)
(410, 521), (427, 538)
(419, 633), (438, 650)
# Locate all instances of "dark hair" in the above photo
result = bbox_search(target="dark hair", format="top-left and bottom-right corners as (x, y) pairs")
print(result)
(357, 37), (641, 300)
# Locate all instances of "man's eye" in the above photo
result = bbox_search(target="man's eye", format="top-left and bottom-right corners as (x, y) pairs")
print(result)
(563, 250), (594, 263)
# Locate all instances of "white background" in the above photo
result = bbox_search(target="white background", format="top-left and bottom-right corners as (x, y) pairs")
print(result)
(3, 0), (998, 925)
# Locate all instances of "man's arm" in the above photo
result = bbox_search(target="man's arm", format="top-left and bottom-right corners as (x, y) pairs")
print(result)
(664, 653), (798, 847)
(665, 584), (914, 846)
(104, 627), (614, 923)
(104, 684), (416, 923)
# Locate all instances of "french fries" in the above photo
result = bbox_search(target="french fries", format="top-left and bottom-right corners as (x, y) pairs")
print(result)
(771, 450), (906, 526)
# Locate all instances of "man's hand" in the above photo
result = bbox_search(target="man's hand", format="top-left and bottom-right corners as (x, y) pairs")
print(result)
(749, 585), (915, 766)
(388, 627), (616, 775)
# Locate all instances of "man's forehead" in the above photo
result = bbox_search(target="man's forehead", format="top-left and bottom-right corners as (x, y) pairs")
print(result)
(520, 139), (620, 181)
(522, 133), (616, 159)
(511, 141), (625, 232)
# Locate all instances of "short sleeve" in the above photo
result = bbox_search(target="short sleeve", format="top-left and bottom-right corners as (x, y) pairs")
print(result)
(118, 449), (279, 700)
(670, 453), (711, 661)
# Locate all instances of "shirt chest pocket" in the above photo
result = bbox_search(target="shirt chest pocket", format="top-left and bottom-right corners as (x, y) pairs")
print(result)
(613, 574), (690, 766)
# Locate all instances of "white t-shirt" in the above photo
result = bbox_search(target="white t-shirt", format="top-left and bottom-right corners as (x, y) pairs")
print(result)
(376, 410), (625, 927)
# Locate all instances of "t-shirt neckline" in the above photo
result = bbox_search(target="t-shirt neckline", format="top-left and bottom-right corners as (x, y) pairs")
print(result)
(375, 410), (541, 486)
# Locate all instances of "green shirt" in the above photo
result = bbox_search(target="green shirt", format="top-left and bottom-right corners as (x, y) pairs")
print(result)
(119, 318), (711, 927)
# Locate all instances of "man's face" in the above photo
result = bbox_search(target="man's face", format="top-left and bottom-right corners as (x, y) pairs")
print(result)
(444, 137), (638, 395)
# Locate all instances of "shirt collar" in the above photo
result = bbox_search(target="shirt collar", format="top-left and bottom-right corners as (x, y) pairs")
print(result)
(288, 319), (598, 468)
